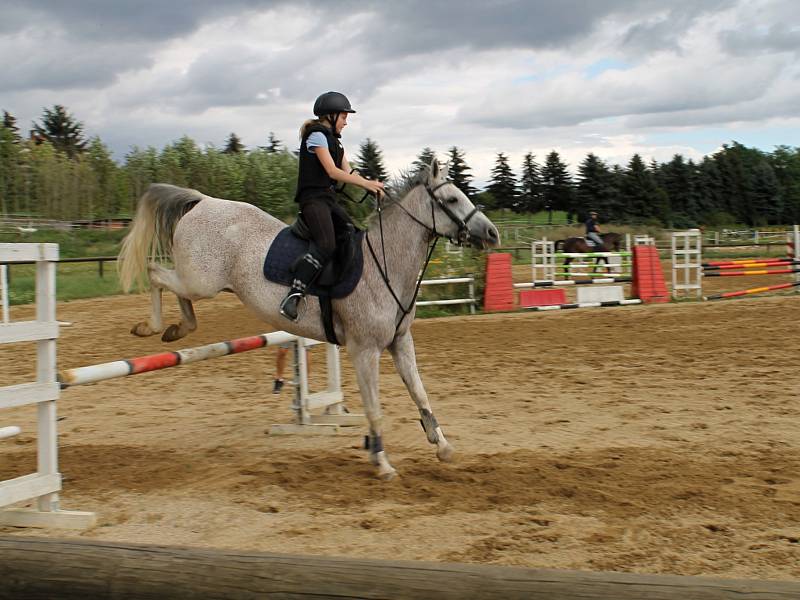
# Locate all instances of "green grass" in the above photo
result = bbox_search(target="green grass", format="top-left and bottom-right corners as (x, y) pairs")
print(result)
(0, 228), (127, 258)
(4, 262), (123, 306)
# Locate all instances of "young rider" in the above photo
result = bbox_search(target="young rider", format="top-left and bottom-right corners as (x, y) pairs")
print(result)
(280, 91), (384, 321)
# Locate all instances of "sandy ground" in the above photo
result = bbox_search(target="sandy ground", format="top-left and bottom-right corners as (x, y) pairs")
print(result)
(1, 289), (800, 582)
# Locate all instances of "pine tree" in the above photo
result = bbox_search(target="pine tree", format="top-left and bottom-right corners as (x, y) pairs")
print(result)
(355, 138), (388, 181)
(576, 153), (617, 222)
(266, 132), (283, 153)
(541, 151), (573, 221)
(486, 153), (517, 210)
(447, 146), (476, 198)
(769, 145), (800, 224)
(224, 133), (245, 154)
(32, 105), (87, 158)
(412, 147), (437, 173)
(2, 111), (20, 142)
(750, 160), (781, 226)
(620, 154), (665, 223)
(518, 152), (542, 213)
(657, 154), (696, 227)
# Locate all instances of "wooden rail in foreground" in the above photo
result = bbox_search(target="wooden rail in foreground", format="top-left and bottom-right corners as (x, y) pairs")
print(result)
(1, 537), (798, 599)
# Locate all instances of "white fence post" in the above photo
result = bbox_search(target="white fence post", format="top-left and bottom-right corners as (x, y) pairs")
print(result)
(791, 225), (800, 291)
(1, 264), (8, 323)
(532, 239), (555, 282)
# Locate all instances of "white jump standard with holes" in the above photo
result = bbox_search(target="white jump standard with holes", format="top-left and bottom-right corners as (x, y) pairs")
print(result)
(0, 243), (96, 530)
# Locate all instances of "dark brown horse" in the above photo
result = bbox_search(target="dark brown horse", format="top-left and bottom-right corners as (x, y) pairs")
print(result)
(553, 232), (623, 274)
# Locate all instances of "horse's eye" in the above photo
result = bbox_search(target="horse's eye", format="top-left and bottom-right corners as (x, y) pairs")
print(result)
(447, 197), (458, 204)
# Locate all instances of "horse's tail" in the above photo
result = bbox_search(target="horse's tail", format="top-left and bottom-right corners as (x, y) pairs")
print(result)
(118, 183), (204, 292)
(553, 239), (564, 251)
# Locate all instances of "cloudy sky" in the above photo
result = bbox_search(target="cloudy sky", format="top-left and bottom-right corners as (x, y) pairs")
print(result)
(2, 0), (798, 185)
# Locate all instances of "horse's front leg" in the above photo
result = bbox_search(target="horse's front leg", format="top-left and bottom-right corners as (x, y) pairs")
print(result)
(389, 331), (454, 462)
(593, 256), (609, 273)
(350, 345), (397, 480)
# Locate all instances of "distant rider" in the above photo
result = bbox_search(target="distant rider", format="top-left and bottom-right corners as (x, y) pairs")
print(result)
(584, 211), (605, 250)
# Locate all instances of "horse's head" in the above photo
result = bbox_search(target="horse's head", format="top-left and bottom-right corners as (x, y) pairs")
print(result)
(419, 159), (499, 249)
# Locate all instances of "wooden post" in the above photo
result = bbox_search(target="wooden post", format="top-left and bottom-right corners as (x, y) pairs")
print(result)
(0, 264), (7, 323)
(1, 537), (799, 600)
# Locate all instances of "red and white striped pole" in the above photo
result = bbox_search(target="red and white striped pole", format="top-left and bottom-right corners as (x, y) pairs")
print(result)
(59, 331), (300, 387)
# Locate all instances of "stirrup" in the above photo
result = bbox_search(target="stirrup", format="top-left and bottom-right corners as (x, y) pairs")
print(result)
(280, 292), (306, 322)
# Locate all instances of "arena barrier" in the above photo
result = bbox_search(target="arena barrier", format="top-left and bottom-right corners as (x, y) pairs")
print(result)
(417, 276), (476, 313)
(3, 537), (800, 600)
(0, 243), (96, 530)
(672, 226), (800, 300)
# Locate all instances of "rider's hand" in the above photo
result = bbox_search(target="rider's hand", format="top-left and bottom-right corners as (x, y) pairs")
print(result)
(364, 179), (385, 198)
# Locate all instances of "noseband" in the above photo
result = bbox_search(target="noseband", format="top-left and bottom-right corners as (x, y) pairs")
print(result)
(417, 181), (482, 246)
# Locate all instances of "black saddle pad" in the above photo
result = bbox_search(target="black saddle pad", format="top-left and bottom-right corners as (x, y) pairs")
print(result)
(263, 227), (365, 299)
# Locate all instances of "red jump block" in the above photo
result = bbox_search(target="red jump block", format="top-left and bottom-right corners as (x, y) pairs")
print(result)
(484, 253), (515, 311)
(632, 246), (669, 304)
(519, 289), (566, 308)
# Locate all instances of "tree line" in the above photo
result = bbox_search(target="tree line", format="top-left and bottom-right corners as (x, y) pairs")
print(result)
(1, 105), (799, 227)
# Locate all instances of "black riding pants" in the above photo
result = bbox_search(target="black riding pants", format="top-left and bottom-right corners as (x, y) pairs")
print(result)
(299, 196), (351, 264)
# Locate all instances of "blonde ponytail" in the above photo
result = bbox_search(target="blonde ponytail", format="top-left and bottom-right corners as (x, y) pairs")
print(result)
(298, 116), (334, 140)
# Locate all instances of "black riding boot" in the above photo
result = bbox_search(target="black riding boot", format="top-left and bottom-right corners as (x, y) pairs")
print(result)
(280, 252), (324, 322)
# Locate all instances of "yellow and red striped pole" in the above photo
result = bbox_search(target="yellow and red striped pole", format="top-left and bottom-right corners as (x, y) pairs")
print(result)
(707, 280), (800, 300)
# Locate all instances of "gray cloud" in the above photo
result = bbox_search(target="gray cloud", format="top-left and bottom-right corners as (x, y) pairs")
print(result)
(618, 0), (735, 54)
(720, 24), (800, 56)
(0, 1), (280, 42)
(0, 32), (153, 92)
(1, 0), (796, 174)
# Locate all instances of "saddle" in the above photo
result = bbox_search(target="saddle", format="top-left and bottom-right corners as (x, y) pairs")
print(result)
(263, 216), (365, 344)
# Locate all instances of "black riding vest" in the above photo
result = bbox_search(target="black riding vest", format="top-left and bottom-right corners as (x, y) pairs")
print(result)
(295, 124), (344, 203)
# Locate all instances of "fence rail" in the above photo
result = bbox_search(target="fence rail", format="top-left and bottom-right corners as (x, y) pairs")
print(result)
(1, 257), (478, 312)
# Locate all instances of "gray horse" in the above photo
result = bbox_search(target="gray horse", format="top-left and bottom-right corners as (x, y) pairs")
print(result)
(118, 160), (500, 479)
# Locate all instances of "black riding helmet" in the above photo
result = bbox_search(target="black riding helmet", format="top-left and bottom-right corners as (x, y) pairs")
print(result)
(313, 91), (356, 117)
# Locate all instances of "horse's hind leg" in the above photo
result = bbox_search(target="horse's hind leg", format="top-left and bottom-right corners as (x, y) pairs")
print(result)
(162, 297), (197, 342)
(147, 264), (198, 343)
(389, 331), (454, 462)
(131, 286), (164, 337)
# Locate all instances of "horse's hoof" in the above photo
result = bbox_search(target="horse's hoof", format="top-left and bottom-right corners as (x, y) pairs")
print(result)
(131, 322), (156, 337)
(161, 324), (183, 342)
(378, 466), (398, 481)
(437, 442), (455, 462)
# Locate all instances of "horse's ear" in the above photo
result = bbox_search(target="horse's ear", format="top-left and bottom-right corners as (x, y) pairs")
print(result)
(429, 158), (440, 182)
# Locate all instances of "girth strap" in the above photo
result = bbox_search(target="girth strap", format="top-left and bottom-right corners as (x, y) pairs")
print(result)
(319, 295), (340, 346)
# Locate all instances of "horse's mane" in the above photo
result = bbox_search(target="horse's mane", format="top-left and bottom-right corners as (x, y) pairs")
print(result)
(364, 168), (428, 227)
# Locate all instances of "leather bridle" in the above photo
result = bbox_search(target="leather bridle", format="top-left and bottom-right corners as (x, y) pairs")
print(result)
(364, 180), (485, 336)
